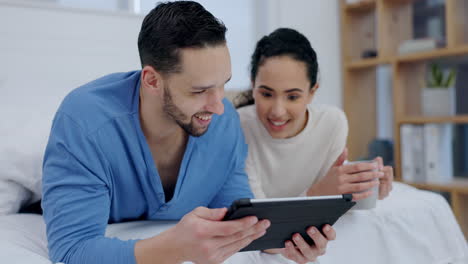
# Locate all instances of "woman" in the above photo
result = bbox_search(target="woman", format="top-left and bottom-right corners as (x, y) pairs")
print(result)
(235, 28), (394, 263)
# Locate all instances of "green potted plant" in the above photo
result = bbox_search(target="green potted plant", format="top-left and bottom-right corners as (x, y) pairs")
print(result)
(422, 64), (457, 116)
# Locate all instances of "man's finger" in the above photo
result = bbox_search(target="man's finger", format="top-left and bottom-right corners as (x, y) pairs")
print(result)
(193, 207), (227, 221)
(206, 216), (260, 237)
(215, 220), (270, 246)
(219, 227), (267, 260)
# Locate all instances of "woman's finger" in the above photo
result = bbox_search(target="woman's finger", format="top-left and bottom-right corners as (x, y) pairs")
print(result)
(284, 240), (307, 264)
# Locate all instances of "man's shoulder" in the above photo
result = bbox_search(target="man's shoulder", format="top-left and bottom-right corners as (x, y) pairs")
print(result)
(57, 71), (140, 132)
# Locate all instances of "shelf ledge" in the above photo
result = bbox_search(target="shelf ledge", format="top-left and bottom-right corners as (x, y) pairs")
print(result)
(398, 115), (468, 125)
(402, 178), (468, 194)
(396, 45), (468, 63)
(345, 0), (376, 13)
(346, 57), (391, 70)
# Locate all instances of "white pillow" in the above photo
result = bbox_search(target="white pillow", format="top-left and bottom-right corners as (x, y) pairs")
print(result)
(0, 95), (61, 215)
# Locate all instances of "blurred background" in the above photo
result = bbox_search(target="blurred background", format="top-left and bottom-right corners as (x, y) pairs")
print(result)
(0, 0), (343, 107)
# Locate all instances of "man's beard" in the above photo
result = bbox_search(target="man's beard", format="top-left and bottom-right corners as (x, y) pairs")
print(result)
(163, 86), (209, 137)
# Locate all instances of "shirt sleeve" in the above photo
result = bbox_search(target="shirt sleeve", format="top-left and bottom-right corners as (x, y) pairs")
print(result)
(208, 114), (254, 209)
(245, 152), (267, 199)
(42, 112), (137, 264)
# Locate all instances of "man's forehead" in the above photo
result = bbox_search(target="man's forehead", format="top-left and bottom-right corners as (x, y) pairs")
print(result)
(175, 45), (231, 86)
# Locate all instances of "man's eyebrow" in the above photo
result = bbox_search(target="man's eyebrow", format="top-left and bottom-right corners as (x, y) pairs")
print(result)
(192, 76), (232, 90)
(258, 85), (303, 93)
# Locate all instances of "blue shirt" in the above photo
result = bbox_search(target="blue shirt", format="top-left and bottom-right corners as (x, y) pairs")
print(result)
(42, 71), (253, 264)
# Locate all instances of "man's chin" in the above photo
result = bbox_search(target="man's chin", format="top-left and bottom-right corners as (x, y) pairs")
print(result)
(190, 126), (208, 137)
(180, 121), (209, 137)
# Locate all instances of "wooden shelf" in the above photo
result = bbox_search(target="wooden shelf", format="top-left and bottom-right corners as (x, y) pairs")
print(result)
(346, 57), (391, 70)
(396, 45), (468, 63)
(346, 45), (468, 69)
(345, 0), (376, 13)
(398, 115), (468, 125)
(402, 178), (468, 194)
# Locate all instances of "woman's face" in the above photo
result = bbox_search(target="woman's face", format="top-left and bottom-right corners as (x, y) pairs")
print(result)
(253, 56), (316, 139)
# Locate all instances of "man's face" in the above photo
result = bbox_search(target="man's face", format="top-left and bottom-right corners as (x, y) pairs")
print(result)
(162, 44), (231, 137)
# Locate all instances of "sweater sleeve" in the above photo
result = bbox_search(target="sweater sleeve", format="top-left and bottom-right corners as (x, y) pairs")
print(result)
(245, 152), (267, 199)
(316, 107), (349, 182)
(42, 112), (137, 264)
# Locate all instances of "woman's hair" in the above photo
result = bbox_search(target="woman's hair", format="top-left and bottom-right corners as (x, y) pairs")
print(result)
(234, 28), (318, 108)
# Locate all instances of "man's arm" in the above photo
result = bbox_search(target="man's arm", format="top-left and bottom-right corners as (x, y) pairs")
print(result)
(42, 113), (137, 264)
(134, 207), (269, 264)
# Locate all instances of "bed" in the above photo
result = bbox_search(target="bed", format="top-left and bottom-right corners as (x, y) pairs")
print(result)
(0, 182), (466, 264)
(1, 87), (467, 263)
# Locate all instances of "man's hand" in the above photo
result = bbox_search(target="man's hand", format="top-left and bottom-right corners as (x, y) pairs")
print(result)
(135, 206), (270, 264)
(264, 225), (336, 264)
(307, 148), (384, 201)
(374, 156), (394, 199)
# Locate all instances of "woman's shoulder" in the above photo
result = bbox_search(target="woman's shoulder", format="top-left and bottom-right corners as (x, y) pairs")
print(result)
(236, 104), (257, 122)
(308, 104), (348, 129)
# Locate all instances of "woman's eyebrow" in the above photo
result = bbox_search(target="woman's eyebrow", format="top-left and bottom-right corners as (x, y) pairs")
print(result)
(259, 85), (303, 93)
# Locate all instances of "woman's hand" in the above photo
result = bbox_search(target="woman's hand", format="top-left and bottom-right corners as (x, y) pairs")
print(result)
(307, 148), (383, 201)
(263, 225), (336, 264)
(373, 156), (393, 199)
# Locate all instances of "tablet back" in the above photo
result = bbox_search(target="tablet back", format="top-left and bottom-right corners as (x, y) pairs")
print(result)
(224, 195), (355, 251)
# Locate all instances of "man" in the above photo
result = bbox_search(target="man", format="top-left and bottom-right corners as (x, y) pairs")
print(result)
(42, 1), (332, 264)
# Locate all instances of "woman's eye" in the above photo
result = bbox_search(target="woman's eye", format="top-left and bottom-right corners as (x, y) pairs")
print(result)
(288, 95), (300, 101)
(193, 90), (206, 94)
(261, 92), (272, 98)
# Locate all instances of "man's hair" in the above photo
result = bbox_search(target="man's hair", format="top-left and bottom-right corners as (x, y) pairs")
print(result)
(137, 1), (227, 74)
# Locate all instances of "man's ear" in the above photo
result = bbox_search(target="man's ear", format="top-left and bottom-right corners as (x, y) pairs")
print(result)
(307, 83), (319, 104)
(141, 65), (164, 95)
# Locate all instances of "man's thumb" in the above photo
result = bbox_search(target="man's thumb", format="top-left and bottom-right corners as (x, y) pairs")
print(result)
(193, 207), (227, 221)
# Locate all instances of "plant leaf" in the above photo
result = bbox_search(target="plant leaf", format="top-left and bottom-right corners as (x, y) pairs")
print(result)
(444, 68), (456, 87)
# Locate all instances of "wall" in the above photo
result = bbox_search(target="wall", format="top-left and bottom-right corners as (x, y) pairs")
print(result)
(0, 0), (343, 114)
(0, 2), (143, 148)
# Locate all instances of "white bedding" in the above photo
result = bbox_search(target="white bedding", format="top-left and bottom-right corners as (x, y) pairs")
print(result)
(0, 182), (467, 264)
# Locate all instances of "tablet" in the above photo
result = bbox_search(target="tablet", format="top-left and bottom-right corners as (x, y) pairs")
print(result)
(223, 194), (355, 251)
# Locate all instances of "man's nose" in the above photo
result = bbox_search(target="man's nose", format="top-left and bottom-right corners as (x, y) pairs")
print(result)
(206, 88), (224, 115)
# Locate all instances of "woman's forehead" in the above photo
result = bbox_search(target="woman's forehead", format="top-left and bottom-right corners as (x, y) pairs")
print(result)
(255, 57), (310, 92)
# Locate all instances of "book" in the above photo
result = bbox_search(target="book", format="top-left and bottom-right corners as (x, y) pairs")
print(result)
(423, 124), (454, 183)
(398, 38), (442, 55)
(412, 125), (426, 182)
(400, 124), (415, 182)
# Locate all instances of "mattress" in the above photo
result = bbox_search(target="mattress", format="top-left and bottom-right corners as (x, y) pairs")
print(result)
(0, 183), (466, 264)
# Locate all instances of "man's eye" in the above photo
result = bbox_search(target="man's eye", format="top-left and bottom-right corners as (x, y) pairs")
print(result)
(261, 92), (272, 98)
(193, 90), (206, 94)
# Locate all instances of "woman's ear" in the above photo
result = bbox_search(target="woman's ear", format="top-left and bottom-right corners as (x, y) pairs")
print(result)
(307, 83), (319, 104)
(251, 81), (257, 100)
(141, 65), (164, 96)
